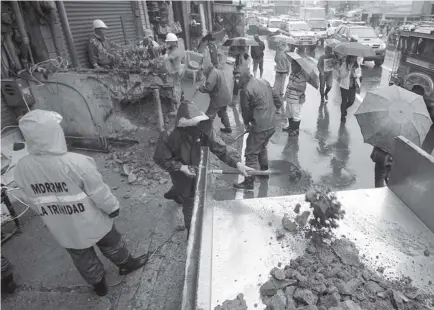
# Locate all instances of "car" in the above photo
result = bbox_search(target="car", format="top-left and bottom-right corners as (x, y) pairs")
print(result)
(332, 24), (386, 67)
(308, 19), (328, 46)
(326, 19), (343, 37)
(267, 18), (283, 34)
(279, 21), (317, 56)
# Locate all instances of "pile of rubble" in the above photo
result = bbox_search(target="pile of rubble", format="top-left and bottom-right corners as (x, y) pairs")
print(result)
(259, 237), (433, 310)
(214, 189), (434, 310)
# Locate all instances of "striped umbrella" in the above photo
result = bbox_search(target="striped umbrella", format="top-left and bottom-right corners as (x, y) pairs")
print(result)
(223, 37), (258, 47)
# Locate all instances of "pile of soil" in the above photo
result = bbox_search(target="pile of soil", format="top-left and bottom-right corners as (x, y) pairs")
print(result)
(215, 189), (434, 310)
(259, 237), (433, 310)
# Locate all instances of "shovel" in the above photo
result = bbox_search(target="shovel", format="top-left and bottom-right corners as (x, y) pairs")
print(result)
(210, 159), (303, 181)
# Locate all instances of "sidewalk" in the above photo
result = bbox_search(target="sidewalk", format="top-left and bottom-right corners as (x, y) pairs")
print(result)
(0, 80), (207, 310)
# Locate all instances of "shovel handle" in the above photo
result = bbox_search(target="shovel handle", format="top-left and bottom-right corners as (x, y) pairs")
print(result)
(210, 169), (282, 176)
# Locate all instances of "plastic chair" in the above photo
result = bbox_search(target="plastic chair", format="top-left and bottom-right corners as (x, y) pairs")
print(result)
(181, 50), (204, 83)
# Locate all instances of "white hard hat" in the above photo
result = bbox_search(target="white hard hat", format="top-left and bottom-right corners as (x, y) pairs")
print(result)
(93, 19), (108, 30)
(165, 33), (178, 42)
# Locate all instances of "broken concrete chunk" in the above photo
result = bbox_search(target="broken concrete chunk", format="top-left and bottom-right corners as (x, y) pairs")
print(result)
(365, 281), (384, 294)
(128, 173), (138, 184)
(282, 214), (298, 232)
(276, 228), (286, 239)
(390, 290), (409, 310)
(260, 280), (278, 296)
(293, 288), (318, 305)
(285, 286), (297, 297)
(296, 306), (318, 310)
(336, 278), (362, 295)
(271, 267), (286, 281)
(286, 296), (297, 310)
(319, 292), (341, 308)
(294, 203), (301, 214)
(331, 239), (360, 266)
(329, 300), (362, 310)
(214, 293), (247, 310)
(306, 245), (317, 254)
(295, 211), (311, 228)
(268, 289), (287, 310)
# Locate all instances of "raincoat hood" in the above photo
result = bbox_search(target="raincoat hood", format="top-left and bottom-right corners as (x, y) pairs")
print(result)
(19, 109), (68, 156)
(176, 100), (209, 128)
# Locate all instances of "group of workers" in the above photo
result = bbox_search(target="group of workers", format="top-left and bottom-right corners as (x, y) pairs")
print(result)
(1, 22), (397, 298)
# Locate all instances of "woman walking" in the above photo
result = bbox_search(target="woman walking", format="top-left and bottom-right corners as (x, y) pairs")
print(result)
(283, 60), (307, 136)
(336, 55), (361, 123)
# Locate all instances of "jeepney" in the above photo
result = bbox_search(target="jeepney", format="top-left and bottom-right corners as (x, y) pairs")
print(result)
(389, 23), (434, 120)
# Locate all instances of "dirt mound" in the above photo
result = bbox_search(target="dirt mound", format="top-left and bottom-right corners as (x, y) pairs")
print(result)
(259, 237), (434, 310)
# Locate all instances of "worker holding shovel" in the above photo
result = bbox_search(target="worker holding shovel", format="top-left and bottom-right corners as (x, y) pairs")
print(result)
(154, 100), (253, 236)
(197, 62), (232, 133)
(233, 71), (282, 190)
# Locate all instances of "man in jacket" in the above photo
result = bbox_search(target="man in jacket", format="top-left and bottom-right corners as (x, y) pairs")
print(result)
(202, 33), (219, 68)
(198, 63), (232, 133)
(154, 100), (252, 235)
(14, 110), (148, 297)
(251, 34), (265, 78)
(234, 72), (282, 190)
(88, 19), (120, 69)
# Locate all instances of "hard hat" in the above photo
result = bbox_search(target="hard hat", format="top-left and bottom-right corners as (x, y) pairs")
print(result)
(144, 29), (154, 38)
(93, 19), (108, 30)
(165, 33), (178, 42)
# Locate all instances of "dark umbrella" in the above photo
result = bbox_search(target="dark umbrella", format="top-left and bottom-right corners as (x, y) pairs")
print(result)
(334, 42), (375, 58)
(286, 52), (319, 89)
(223, 37), (258, 47)
(325, 38), (341, 49)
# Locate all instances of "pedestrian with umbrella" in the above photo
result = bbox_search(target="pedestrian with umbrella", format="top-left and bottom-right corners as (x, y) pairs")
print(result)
(317, 45), (335, 104)
(355, 85), (433, 187)
(251, 34), (265, 78)
(336, 55), (362, 123)
(283, 52), (319, 136)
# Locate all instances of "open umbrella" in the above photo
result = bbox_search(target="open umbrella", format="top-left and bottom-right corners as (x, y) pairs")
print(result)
(334, 42), (375, 58)
(223, 37), (258, 47)
(355, 85), (433, 155)
(325, 38), (341, 49)
(271, 34), (295, 45)
(286, 52), (319, 89)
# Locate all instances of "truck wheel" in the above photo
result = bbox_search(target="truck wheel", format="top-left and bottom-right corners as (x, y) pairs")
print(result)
(374, 60), (384, 67)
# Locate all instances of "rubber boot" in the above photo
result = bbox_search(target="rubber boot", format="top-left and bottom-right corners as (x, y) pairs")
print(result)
(283, 118), (293, 132)
(289, 121), (300, 136)
(93, 277), (108, 297)
(118, 254), (149, 276)
(1, 274), (17, 294)
(164, 188), (184, 205)
(233, 177), (254, 190)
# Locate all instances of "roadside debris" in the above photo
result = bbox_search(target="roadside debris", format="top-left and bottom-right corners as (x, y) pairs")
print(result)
(214, 294), (248, 310)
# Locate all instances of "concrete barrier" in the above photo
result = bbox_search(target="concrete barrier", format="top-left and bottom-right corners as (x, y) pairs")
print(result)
(389, 136), (434, 233)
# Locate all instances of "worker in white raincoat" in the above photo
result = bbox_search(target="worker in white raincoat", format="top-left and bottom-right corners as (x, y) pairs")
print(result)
(14, 110), (148, 297)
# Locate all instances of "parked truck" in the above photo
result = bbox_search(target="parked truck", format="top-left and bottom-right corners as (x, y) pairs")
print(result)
(300, 7), (327, 46)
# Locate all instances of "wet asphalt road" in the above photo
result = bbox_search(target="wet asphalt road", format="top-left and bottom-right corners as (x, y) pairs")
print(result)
(185, 37), (398, 201)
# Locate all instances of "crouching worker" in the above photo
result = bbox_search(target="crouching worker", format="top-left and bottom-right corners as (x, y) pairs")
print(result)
(14, 110), (148, 297)
(154, 100), (253, 235)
